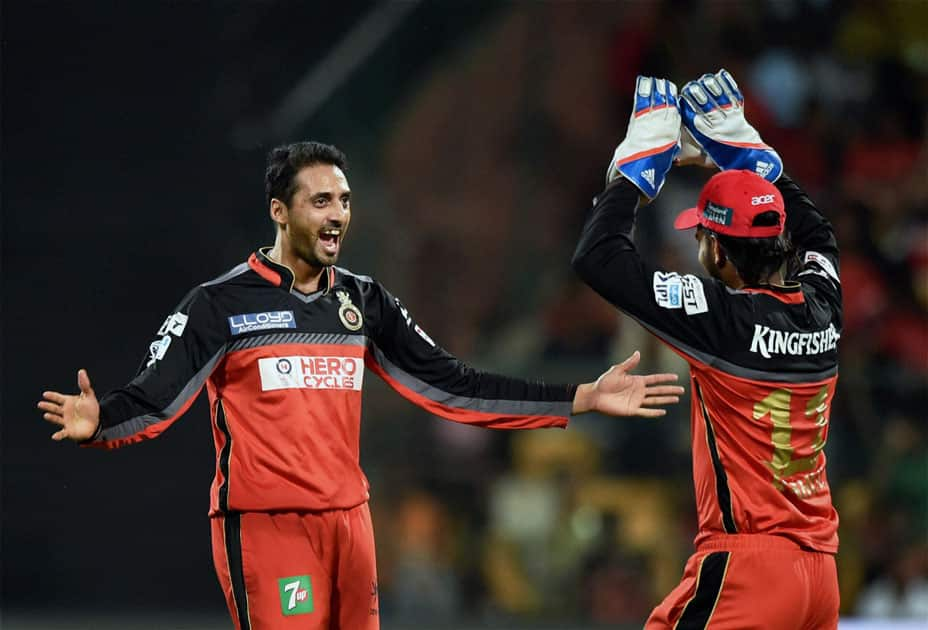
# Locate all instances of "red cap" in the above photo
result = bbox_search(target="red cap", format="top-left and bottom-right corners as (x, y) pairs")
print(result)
(674, 170), (785, 238)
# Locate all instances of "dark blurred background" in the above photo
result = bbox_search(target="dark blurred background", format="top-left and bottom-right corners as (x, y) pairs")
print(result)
(3, 1), (926, 628)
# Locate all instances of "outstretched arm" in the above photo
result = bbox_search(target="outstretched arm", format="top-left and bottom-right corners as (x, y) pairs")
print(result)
(365, 280), (684, 429)
(37, 285), (227, 448)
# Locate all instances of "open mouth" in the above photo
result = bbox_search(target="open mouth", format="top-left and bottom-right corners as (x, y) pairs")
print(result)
(319, 227), (342, 255)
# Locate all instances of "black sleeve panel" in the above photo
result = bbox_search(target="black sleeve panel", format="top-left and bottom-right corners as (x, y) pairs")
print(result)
(362, 280), (576, 426)
(778, 173), (840, 265)
(92, 286), (228, 447)
(777, 173), (842, 325)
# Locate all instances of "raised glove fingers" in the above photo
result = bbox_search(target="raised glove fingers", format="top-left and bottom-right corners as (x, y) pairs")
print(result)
(682, 81), (712, 111)
(634, 76), (678, 118)
(667, 81), (679, 110)
(634, 76), (654, 115)
(653, 79), (681, 120)
(717, 68), (744, 104)
(680, 81), (713, 128)
(698, 73), (731, 112)
(653, 78), (669, 107)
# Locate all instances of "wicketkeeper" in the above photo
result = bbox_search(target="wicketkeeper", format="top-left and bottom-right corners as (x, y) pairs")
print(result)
(573, 70), (842, 629)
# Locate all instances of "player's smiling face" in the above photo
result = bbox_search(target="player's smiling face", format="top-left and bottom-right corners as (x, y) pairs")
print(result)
(281, 164), (351, 268)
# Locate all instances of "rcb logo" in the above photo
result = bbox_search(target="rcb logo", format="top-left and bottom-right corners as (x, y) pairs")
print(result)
(336, 290), (363, 331)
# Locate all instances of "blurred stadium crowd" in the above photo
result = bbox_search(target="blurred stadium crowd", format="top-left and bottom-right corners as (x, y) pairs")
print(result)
(354, 1), (928, 625)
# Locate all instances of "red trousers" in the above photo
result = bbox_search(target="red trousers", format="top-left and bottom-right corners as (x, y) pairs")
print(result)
(646, 534), (839, 629)
(211, 504), (379, 630)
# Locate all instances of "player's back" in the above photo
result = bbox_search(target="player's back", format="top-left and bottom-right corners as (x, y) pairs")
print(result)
(688, 357), (838, 553)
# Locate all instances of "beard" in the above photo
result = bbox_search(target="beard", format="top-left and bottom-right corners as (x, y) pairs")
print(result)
(294, 237), (337, 268)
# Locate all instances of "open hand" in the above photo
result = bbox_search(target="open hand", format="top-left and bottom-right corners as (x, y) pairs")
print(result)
(38, 369), (101, 442)
(573, 351), (685, 418)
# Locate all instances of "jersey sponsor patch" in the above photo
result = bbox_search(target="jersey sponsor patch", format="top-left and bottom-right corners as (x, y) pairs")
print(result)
(803, 251), (839, 284)
(228, 310), (296, 334)
(148, 311), (187, 367)
(703, 201), (733, 226)
(278, 575), (314, 616)
(157, 312), (189, 337)
(681, 275), (709, 314)
(749, 323), (840, 358)
(258, 355), (364, 391)
(654, 272), (708, 314)
(147, 336), (172, 367)
(654, 272), (682, 309)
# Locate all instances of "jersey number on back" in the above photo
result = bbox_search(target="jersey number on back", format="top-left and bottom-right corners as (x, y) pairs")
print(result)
(753, 385), (830, 498)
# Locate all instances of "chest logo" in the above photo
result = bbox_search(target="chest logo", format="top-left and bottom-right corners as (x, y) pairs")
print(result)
(336, 290), (363, 331)
(228, 310), (296, 335)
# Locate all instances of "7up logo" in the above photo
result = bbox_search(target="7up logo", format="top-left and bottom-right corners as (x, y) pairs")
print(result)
(278, 575), (314, 616)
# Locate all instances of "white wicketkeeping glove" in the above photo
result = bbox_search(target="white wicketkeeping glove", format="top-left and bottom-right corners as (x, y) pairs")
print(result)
(679, 69), (783, 182)
(606, 76), (681, 200)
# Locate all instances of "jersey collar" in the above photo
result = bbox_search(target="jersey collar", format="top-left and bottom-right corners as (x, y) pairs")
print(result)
(249, 247), (335, 295)
(739, 282), (805, 304)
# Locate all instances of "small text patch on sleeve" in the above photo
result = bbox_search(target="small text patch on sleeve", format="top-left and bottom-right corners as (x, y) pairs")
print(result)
(157, 312), (189, 337)
(682, 275), (709, 314)
(803, 251), (839, 284)
(653, 272), (683, 309)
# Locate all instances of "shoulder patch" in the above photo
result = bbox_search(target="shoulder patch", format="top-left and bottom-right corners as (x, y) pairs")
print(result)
(653, 272), (708, 315)
(681, 275), (709, 314)
(158, 312), (189, 336)
(803, 251), (839, 284)
(653, 272), (683, 309)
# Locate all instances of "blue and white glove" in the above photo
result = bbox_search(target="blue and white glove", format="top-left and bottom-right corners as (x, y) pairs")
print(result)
(607, 76), (681, 200)
(679, 69), (783, 182)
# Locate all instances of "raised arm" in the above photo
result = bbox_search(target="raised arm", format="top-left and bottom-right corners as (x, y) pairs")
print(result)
(777, 174), (840, 278)
(573, 76), (739, 362)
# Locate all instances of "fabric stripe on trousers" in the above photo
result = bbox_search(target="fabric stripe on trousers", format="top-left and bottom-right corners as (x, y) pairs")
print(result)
(224, 513), (252, 630)
(675, 551), (730, 629)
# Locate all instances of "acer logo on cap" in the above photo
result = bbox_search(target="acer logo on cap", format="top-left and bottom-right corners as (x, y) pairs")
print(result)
(751, 194), (776, 205)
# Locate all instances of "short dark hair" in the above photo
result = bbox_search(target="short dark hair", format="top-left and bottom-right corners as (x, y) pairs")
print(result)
(707, 211), (794, 285)
(265, 141), (348, 208)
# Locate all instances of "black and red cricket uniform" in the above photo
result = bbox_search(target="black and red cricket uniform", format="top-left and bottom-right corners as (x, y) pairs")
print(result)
(572, 175), (842, 629)
(87, 248), (575, 629)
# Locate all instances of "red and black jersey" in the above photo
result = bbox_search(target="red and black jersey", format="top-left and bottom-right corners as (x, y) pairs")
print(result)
(573, 175), (841, 553)
(89, 248), (576, 515)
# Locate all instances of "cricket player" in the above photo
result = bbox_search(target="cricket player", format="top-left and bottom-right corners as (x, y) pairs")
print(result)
(572, 72), (841, 628)
(38, 141), (685, 630)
